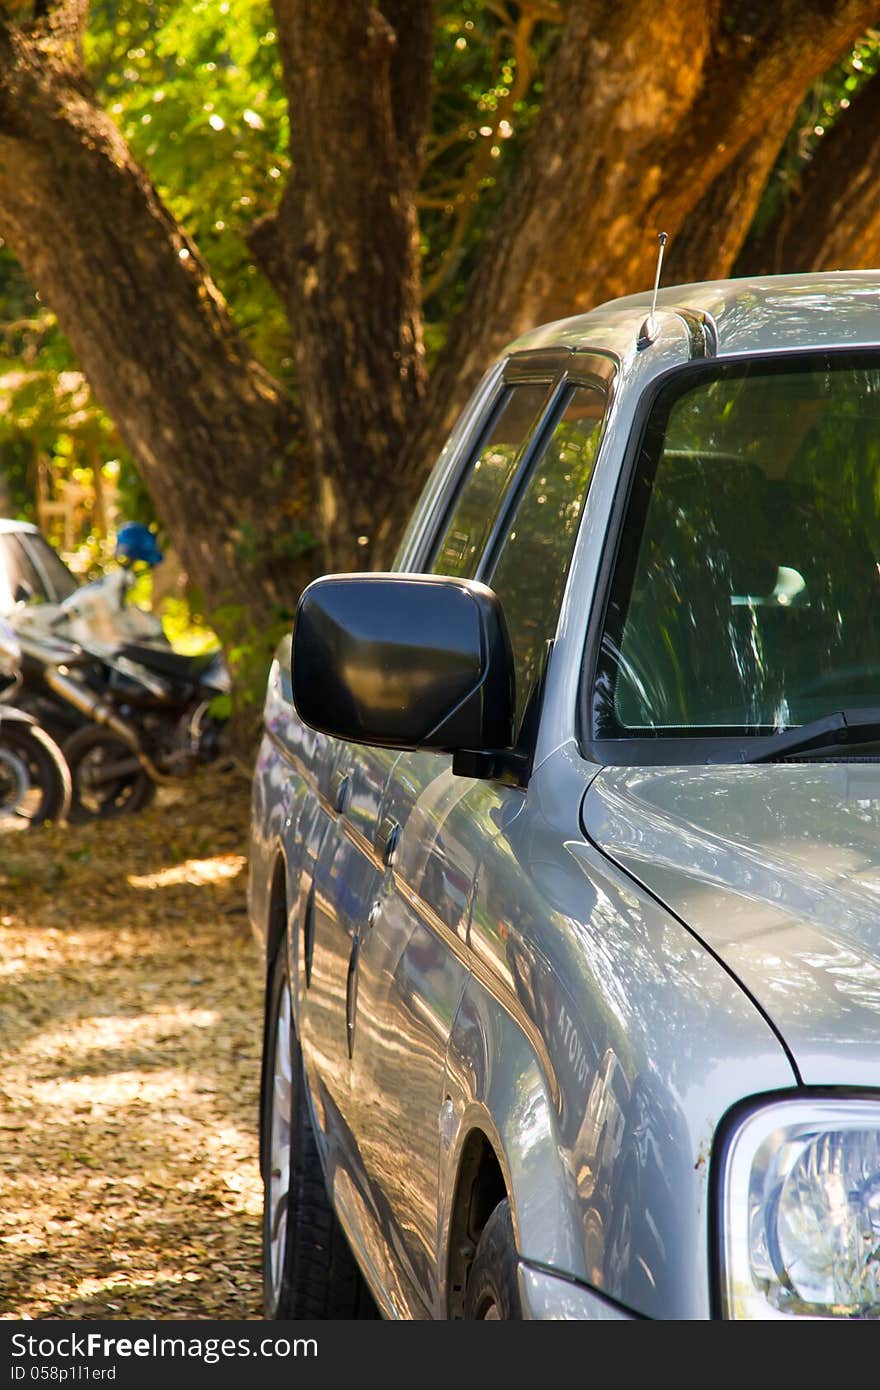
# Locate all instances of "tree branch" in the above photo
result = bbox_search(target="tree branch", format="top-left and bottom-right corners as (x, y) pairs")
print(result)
(12, 0), (90, 71)
(265, 1), (431, 567)
(404, 0), (880, 492)
(378, 0), (435, 186)
(0, 13), (309, 621)
(662, 102), (800, 285)
(741, 69), (880, 273)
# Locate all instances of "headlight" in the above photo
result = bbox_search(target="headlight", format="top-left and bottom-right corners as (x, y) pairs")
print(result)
(718, 1098), (880, 1318)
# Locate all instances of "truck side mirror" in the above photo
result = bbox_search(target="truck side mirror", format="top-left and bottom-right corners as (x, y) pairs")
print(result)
(291, 572), (516, 754)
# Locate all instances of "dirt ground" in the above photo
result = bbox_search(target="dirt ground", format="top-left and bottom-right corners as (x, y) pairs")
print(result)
(0, 765), (266, 1320)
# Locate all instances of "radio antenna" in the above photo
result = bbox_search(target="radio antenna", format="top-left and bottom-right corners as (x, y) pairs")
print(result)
(637, 231), (669, 349)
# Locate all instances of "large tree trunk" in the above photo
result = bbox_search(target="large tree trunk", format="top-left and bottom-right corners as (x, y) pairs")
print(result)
(0, 7), (309, 626)
(250, 0), (435, 572)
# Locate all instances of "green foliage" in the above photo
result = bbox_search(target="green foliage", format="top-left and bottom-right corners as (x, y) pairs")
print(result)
(2, 0), (298, 546)
(85, 0), (294, 382)
(156, 592), (220, 654)
(421, 4), (560, 348)
(0, 244), (50, 350)
(0, 188), (120, 537)
(81, 2), (562, 368)
(114, 457), (158, 530)
(232, 518), (316, 568)
(209, 599), (291, 729)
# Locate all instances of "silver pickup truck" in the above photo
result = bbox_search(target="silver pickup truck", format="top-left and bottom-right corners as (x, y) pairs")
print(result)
(249, 271), (880, 1320)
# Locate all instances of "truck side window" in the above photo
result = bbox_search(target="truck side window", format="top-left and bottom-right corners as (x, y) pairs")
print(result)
(430, 383), (552, 580)
(487, 383), (609, 734)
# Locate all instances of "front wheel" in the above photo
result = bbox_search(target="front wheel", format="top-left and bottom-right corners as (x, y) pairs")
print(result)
(0, 721), (71, 825)
(63, 724), (156, 822)
(260, 934), (378, 1319)
(465, 1199), (523, 1319)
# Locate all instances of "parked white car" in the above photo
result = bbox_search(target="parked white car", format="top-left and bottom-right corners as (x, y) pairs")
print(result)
(0, 519), (79, 614)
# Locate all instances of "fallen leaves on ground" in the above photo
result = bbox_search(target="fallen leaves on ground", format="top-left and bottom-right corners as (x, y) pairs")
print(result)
(0, 765), (266, 1320)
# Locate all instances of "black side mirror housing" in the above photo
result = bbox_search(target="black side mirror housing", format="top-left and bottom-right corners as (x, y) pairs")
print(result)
(291, 572), (515, 753)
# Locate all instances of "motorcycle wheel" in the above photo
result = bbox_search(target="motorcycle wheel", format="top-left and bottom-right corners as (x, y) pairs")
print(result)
(0, 722), (72, 826)
(63, 725), (157, 822)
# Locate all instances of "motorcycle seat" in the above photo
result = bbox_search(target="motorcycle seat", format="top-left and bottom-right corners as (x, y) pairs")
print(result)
(119, 642), (223, 682)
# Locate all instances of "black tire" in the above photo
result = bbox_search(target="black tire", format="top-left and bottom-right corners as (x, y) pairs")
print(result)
(465, 1199), (523, 1320)
(63, 724), (156, 822)
(0, 721), (71, 825)
(260, 935), (379, 1319)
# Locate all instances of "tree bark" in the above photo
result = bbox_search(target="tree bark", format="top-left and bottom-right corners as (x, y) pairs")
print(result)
(739, 70), (880, 275)
(0, 6), (309, 627)
(662, 104), (801, 287)
(250, 0), (435, 572)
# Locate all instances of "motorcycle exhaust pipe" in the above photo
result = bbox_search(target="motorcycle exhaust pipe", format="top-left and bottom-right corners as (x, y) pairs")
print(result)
(43, 666), (179, 785)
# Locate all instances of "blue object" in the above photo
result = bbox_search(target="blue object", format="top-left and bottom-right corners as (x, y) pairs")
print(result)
(115, 522), (163, 567)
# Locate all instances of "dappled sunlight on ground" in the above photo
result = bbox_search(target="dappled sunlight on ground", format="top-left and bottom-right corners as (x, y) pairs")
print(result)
(128, 854), (247, 890)
(24, 1007), (221, 1061)
(0, 766), (264, 1320)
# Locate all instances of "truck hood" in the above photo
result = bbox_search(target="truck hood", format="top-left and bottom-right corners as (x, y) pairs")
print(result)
(582, 763), (880, 1086)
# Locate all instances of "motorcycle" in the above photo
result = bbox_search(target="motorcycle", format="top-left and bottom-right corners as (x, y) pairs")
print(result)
(17, 522), (168, 650)
(21, 565), (168, 649)
(6, 625), (230, 822)
(4, 523), (231, 820)
(0, 621), (71, 825)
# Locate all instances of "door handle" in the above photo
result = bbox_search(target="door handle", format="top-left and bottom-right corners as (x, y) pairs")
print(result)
(345, 928), (361, 1058)
(376, 816), (400, 868)
(330, 767), (350, 814)
(347, 901), (381, 1058)
(303, 881), (316, 988)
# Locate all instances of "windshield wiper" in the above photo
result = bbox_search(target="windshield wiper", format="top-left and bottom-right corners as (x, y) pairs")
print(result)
(751, 708), (880, 762)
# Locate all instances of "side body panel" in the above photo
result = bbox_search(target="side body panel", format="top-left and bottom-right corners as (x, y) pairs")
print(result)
(300, 741), (398, 1233)
(248, 640), (300, 958)
(349, 752), (499, 1316)
(439, 746), (796, 1319)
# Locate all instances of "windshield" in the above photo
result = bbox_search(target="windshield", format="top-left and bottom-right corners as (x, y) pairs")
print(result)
(595, 353), (880, 739)
(26, 534), (80, 603)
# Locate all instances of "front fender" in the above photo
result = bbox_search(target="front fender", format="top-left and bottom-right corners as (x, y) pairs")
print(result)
(439, 971), (586, 1303)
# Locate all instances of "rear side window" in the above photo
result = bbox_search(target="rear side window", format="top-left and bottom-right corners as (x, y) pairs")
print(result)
(430, 383), (552, 579)
(487, 384), (609, 732)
